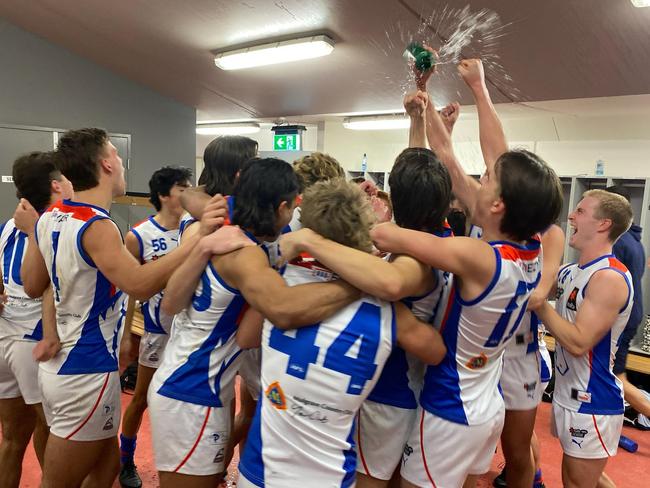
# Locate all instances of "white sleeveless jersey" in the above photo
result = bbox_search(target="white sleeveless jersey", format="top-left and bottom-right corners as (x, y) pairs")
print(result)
(239, 259), (394, 488)
(553, 255), (632, 415)
(130, 217), (179, 334)
(366, 225), (454, 409)
(153, 260), (246, 407)
(0, 219), (43, 341)
(36, 200), (126, 374)
(419, 237), (542, 425)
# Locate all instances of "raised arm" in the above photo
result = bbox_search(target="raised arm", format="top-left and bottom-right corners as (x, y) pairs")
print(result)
(223, 246), (360, 330)
(394, 301), (446, 365)
(528, 224), (565, 310)
(118, 231), (144, 371)
(370, 222), (495, 301)
(535, 270), (629, 356)
(180, 186), (211, 220)
(404, 91), (428, 149)
(458, 59), (507, 172)
(279, 228), (431, 301)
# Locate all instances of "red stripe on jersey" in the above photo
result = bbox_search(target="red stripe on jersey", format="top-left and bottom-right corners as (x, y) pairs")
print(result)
(438, 287), (456, 334)
(496, 246), (539, 262)
(607, 257), (628, 274)
(49, 200), (98, 222)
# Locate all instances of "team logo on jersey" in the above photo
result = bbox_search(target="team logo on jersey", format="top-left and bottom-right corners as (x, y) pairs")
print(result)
(266, 381), (287, 410)
(566, 287), (579, 311)
(466, 353), (488, 370)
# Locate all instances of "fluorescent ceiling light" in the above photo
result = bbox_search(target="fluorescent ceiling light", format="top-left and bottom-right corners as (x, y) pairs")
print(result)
(631, 0), (650, 7)
(196, 122), (260, 135)
(214, 35), (334, 70)
(343, 115), (410, 131)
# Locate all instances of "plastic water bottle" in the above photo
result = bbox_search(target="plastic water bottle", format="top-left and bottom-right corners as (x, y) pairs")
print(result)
(361, 153), (367, 173)
(595, 159), (605, 176)
(618, 434), (638, 453)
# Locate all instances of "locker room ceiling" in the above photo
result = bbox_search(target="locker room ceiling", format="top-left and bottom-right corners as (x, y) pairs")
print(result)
(2, 0), (650, 122)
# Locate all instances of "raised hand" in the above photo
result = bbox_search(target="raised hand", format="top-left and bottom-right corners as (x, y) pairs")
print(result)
(278, 228), (318, 267)
(413, 45), (438, 91)
(13, 199), (39, 234)
(201, 225), (256, 256)
(370, 222), (401, 253)
(404, 91), (429, 118)
(440, 102), (460, 135)
(458, 59), (485, 91)
(198, 194), (228, 236)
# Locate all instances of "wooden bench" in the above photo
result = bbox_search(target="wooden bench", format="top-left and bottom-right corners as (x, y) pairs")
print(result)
(544, 336), (650, 375)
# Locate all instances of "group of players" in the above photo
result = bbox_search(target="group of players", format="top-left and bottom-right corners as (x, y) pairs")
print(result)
(0, 57), (640, 488)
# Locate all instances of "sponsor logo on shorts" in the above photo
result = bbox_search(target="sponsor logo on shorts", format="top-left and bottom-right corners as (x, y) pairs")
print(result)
(466, 353), (488, 370)
(209, 431), (228, 445)
(570, 427), (588, 448)
(566, 287), (579, 311)
(103, 403), (115, 415)
(402, 443), (413, 466)
(213, 448), (224, 464)
(524, 381), (538, 398)
(148, 352), (159, 363)
(103, 416), (114, 431)
(266, 381), (286, 410)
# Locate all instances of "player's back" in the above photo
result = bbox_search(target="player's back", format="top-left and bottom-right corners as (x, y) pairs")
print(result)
(36, 200), (126, 374)
(239, 259), (394, 488)
(553, 256), (633, 415)
(0, 218), (43, 340)
(420, 237), (541, 425)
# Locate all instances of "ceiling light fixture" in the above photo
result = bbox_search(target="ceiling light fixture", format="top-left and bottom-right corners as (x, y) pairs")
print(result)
(343, 114), (410, 131)
(214, 35), (335, 70)
(631, 0), (650, 6)
(196, 122), (260, 135)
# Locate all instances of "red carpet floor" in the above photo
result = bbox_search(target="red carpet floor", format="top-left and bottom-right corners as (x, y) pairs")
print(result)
(7, 393), (650, 487)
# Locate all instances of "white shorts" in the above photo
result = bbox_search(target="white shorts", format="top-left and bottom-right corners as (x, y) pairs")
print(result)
(355, 400), (416, 480)
(148, 391), (232, 476)
(500, 352), (542, 411)
(39, 368), (120, 441)
(0, 338), (41, 404)
(138, 331), (169, 368)
(238, 348), (261, 401)
(551, 402), (622, 459)
(401, 406), (505, 487)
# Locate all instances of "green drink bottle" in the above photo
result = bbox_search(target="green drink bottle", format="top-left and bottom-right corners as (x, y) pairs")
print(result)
(403, 42), (435, 72)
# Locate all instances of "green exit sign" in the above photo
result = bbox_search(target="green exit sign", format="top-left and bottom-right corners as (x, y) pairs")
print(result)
(274, 134), (300, 151)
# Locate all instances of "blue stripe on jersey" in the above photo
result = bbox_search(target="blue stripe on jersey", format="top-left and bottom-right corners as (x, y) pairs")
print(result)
(2, 228), (17, 285)
(457, 247), (501, 306)
(142, 301), (166, 334)
(130, 228), (145, 262)
(578, 330), (624, 415)
(157, 295), (246, 407)
(178, 217), (196, 236)
(22, 319), (43, 341)
(238, 394), (265, 487)
(59, 271), (124, 374)
(10, 232), (26, 286)
(341, 420), (356, 488)
(76, 216), (110, 268)
(148, 216), (169, 233)
(366, 347), (417, 408)
(540, 353), (551, 383)
(526, 312), (540, 354)
(420, 292), (468, 424)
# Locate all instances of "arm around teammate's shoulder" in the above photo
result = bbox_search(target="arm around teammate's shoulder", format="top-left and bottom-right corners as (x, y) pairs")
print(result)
(536, 269), (629, 357)
(224, 246), (360, 330)
(394, 302), (446, 365)
(84, 219), (198, 301)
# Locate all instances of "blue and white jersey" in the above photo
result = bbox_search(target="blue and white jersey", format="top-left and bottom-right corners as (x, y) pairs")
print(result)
(153, 260), (246, 408)
(130, 217), (179, 334)
(468, 224), (483, 240)
(36, 200), (126, 375)
(0, 219), (43, 341)
(239, 259), (394, 488)
(420, 237), (542, 425)
(553, 255), (632, 415)
(366, 225), (454, 409)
